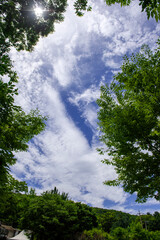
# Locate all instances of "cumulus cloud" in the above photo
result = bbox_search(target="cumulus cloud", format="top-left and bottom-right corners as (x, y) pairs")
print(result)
(10, 0), (160, 212)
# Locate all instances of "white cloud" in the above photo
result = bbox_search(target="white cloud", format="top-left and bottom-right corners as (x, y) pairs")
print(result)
(69, 85), (100, 106)
(10, 0), (160, 212)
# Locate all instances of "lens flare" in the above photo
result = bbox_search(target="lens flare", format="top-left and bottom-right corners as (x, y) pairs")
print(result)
(34, 6), (43, 17)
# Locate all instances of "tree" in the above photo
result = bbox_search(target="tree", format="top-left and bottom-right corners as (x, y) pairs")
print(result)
(80, 228), (111, 240)
(129, 222), (151, 240)
(20, 190), (97, 240)
(105, 0), (160, 21)
(99, 212), (117, 233)
(73, 0), (92, 16)
(0, 0), (68, 51)
(0, 48), (47, 193)
(111, 227), (128, 240)
(74, 0), (160, 21)
(97, 40), (160, 202)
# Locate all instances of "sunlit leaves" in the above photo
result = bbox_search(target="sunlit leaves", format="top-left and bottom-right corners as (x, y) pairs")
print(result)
(97, 41), (160, 202)
(0, 49), (47, 194)
(74, 0), (92, 16)
(0, 0), (67, 51)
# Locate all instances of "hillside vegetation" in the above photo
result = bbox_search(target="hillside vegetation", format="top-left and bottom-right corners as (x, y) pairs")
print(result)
(0, 188), (160, 240)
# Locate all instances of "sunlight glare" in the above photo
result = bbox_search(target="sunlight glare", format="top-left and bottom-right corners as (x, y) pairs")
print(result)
(34, 6), (43, 17)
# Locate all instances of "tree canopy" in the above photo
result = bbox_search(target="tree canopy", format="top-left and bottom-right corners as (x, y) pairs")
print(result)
(19, 189), (97, 240)
(0, 0), (68, 51)
(73, 0), (160, 21)
(97, 40), (160, 202)
(1, 187), (160, 239)
(105, 0), (160, 21)
(0, 45), (47, 194)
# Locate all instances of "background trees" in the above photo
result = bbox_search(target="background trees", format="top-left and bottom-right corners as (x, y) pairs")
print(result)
(18, 189), (97, 240)
(1, 187), (160, 240)
(97, 41), (160, 202)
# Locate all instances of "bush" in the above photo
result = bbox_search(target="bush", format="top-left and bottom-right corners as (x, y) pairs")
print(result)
(111, 227), (128, 240)
(79, 228), (112, 240)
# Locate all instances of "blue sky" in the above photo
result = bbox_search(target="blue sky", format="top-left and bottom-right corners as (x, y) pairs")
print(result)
(10, 0), (160, 214)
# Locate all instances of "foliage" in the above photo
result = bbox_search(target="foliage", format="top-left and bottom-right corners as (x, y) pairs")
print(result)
(19, 189), (97, 240)
(137, 212), (160, 232)
(99, 211), (116, 233)
(79, 228), (111, 240)
(73, 0), (160, 21)
(0, 0), (68, 51)
(97, 41), (160, 202)
(111, 227), (128, 240)
(94, 208), (136, 233)
(129, 222), (151, 239)
(149, 231), (160, 240)
(74, 0), (92, 16)
(0, 189), (29, 226)
(105, 0), (160, 21)
(0, 42), (46, 194)
(1, 187), (160, 240)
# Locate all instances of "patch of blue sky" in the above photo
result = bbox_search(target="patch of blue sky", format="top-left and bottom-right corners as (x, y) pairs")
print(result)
(103, 199), (118, 208)
(80, 186), (91, 195)
(29, 139), (45, 156)
(124, 195), (160, 214)
(61, 91), (93, 146)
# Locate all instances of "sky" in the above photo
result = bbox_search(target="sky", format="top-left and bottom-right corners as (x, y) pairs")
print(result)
(10, 0), (160, 214)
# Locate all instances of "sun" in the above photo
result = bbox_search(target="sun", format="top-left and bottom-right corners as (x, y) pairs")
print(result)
(34, 6), (43, 17)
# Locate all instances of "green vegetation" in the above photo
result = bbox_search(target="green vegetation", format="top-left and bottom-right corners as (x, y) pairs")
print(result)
(0, 41), (47, 198)
(74, 0), (160, 21)
(97, 41), (160, 202)
(0, 188), (98, 240)
(0, 188), (160, 240)
(0, 0), (67, 51)
(0, 1), (160, 240)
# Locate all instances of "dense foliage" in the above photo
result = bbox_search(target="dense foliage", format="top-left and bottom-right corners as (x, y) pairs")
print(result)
(0, 49), (46, 195)
(0, 0), (67, 51)
(0, 188), (98, 240)
(97, 41), (160, 202)
(0, 188), (160, 240)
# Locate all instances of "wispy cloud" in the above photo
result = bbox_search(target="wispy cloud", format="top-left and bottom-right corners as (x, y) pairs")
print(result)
(10, 0), (160, 212)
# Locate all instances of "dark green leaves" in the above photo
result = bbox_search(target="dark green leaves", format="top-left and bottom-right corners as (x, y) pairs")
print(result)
(19, 190), (97, 240)
(74, 0), (92, 16)
(0, 47), (47, 194)
(0, 0), (68, 51)
(97, 41), (160, 202)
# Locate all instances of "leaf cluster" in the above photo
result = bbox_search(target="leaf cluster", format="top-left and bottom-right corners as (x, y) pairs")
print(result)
(0, 188), (98, 240)
(0, 0), (68, 51)
(74, 0), (92, 16)
(97, 41), (160, 202)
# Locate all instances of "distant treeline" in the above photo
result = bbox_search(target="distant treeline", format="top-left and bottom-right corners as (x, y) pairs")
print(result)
(0, 187), (160, 240)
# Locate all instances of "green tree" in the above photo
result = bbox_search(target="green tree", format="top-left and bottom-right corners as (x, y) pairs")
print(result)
(20, 190), (97, 240)
(80, 228), (111, 240)
(105, 0), (160, 21)
(73, 0), (92, 16)
(73, 0), (160, 21)
(129, 222), (151, 240)
(99, 212), (117, 233)
(111, 227), (128, 240)
(0, 0), (68, 51)
(149, 231), (160, 240)
(146, 212), (160, 231)
(75, 202), (98, 232)
(97, 41), (160, 202)
(0, 49), (46, 193)
(0, 176), (29, 226)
